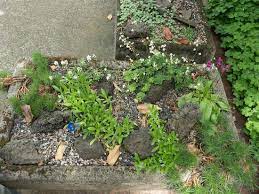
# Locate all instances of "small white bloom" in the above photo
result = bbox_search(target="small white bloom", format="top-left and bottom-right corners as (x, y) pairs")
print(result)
(73, 75), (78, 80)
(54, 61), (59, 66)
(77, 67), (82, 72)
(68, 70), (73, 75)
(106, 74), (111, 80)
(198, 53), (201, 56)
(61, 60), (68, 66)
(86, 55), (92, 62)
(193, 48), (196, 51)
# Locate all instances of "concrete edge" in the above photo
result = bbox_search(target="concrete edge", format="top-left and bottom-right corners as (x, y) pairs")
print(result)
(210, 69), (239, 138)
(0, 166), (169, 192)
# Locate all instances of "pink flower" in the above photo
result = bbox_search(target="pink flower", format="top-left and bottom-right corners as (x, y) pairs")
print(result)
(216, 57), (223, 68)
(207, 60), (212, 69)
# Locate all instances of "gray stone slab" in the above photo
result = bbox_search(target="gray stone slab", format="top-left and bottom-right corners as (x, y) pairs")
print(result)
(0, 0), (116, 72)
(0, 166), (171, 193)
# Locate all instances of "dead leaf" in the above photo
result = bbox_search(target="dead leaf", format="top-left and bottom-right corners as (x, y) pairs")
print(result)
(177, 38), (189, 45)
(55, 141), (67, 160)
(187, 143), (201, 155)
(38, 85), (51, 96)
(139, 115), (147, 128)
(50, 65), (57, 71)
(16, 78), (30, 98)
(183, 170), (201, 187)
(113, 82), (122, 92)
(107, 145), (120, 166)
(38, 160), (44, 167)
(107, 14), (113, 21)
(137, 104), (150, 114)
(21, 105), (33, 124)
(163, 27), (173, 41)
(202, 155), (214, 163)
(2, 76), (26, 87)
(242, 162), (250, 173)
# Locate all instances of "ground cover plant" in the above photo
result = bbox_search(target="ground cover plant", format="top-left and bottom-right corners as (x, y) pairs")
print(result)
(206, 0), (259, 160)
(124, 52), (193, 101)
(117, 0), (199, 47)
(10, 53), (58, 117)
(178, 78), (256, 193)
(54, 68), (134, 148)
(135, 104), (197, 185)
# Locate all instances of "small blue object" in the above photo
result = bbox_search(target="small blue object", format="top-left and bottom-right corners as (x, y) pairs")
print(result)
(67, 121), (76, 133)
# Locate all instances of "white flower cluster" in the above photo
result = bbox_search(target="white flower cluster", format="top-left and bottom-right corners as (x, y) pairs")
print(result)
(149, 40), (156, 54)
(119, 32), (134, 51)
(53, 60), (69, 67)
(86, 54), (96, 62)
(160, 44), (166, 52)
(181, 56), (189, 63)
(61, 60), (69, 66)
(169, 53), (180, 64)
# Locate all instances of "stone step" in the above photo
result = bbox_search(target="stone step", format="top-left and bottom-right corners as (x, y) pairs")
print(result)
(0, 0), (117, 72)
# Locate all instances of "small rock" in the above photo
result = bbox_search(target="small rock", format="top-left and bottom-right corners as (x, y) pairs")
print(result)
(74, 137), (105, 160)
(167, 103), (200, 140)
(156, 0), (172, 13)
(181, 9), (192, 20)
(144, 80), (172, 103)
(124, 22), (150, 39)
(0, 139), (43, 164)
(31, 111), (71, 133)
(94, 79), (114, 96)
(123, 128), (153, 159)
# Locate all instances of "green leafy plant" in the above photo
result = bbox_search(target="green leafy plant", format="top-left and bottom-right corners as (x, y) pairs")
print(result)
(118, 0), (175, 29)
(135, 105), (197, 185)
(55, 69), (134, 148)
(10, 53), (57, 116)
(124, 52), (193, 101)
(178, 79), (229, 133)
(191, 164), (238, 194)
(206, 0), (259, 157)
(194, 115), (257, 193)
(177, 77), (256, 192)
(118, 0), (196, 43)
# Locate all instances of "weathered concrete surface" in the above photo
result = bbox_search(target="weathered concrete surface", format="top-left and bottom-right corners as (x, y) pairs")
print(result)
(0, 0), (116, 71)
(0, 166), (174, 193)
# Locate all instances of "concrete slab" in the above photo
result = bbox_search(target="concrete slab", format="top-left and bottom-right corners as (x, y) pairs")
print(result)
(0, 0), (116, 71)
